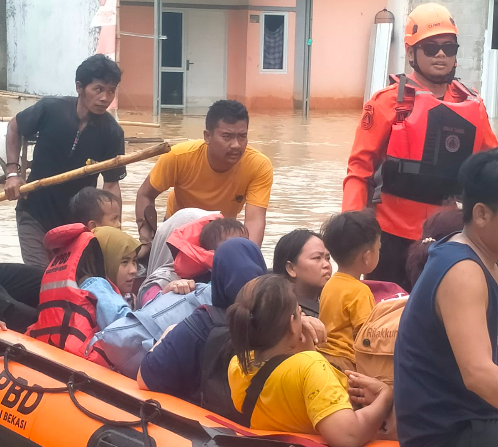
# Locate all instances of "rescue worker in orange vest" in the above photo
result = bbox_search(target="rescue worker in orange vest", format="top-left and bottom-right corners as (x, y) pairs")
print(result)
(342, 3), (498, 289)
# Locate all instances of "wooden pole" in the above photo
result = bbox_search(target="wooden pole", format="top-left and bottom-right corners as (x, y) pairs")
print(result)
(0, 142), (169, 202)
(118, 120), (160, 128)
(0, 117), (160, 128)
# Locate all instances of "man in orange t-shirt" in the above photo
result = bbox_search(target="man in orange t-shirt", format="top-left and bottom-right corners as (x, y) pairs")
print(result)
(343, 4), (498, 289)
(136, 100), (273, 250)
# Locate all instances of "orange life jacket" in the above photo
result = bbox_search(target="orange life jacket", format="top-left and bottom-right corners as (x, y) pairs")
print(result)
(26, 224), (112, 368)
(380, 74), (482, 205)
(167, 213), (223, 279)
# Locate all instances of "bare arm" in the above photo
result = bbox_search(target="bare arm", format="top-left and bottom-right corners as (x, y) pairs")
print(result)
(4, 117), (26, 200)
(317, 373), (393, 447)
(437, 260), (498, 407)
(244, 204), (266, 247)
(135, 175), (161, 244)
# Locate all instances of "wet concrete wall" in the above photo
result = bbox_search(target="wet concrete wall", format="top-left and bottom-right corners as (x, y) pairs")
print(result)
(6, 0), (101, 95)
(408, 0), (490, 91)
(0, 0), (6, 90)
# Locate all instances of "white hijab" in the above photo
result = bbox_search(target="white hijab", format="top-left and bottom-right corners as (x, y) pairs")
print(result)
(138, 208), (217, 300)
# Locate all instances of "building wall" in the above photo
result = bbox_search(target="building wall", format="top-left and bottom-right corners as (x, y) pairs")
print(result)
(119, 5), (155, 109)
(242, 10), (296, 109)
(309, 0), (387, 110)
(6, 0), (100, 95)
(118, 0), (386, 111)
(409, 0), (489, 92)
(227, 10), (248, 104)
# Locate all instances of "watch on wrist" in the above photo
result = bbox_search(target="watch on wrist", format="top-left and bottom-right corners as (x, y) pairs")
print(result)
(6, 173), (20, 179)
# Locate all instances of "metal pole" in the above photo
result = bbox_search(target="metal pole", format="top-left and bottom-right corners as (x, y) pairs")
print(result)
(115, 0), (120, 115)
(302, 0), (313, 119)
(152, 0), (161, 116)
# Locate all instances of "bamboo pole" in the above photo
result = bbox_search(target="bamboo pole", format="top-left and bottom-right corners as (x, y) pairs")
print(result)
(118, 120), (160, 128)
(0, 116), (160, 128)
(0, 90), (40, 100)
(0, 142), (169, 202)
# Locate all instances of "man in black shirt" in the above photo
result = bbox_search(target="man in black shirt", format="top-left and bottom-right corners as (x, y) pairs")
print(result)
(4, 54), (126, 267)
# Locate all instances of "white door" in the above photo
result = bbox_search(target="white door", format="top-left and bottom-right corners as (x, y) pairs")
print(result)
(185, 9), (227, 109)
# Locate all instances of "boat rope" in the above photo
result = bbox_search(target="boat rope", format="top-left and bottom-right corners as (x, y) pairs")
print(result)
(3, 343), (161, 447)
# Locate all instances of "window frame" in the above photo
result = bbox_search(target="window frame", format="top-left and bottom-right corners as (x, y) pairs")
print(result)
(259, 12), (289, 74)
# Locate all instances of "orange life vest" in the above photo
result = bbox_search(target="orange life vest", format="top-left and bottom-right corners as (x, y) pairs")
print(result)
(167, 213), (223, 279)
(380, 74), (482, 205)
(26, 224), (112, 368)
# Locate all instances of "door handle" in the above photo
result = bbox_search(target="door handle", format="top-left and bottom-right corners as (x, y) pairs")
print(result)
(186, 60), (195, 71)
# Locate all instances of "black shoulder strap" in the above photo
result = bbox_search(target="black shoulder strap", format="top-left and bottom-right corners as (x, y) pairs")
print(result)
(184, 314), (207, 342)
(453, 77), (478, 97)
(241, 355), (290, 422)
(206, 305), (226, 327)
(397, 74), (407, 103)
(184, 306), (227, 342)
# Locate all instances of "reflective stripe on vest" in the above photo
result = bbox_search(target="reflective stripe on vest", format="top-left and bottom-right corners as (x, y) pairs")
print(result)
(40, 280), (79, 293)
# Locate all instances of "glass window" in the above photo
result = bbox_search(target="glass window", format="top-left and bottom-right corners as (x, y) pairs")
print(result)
(261, 13), (287, 72)
(162, 12), (183, 68)
(161, 72), (184, 106)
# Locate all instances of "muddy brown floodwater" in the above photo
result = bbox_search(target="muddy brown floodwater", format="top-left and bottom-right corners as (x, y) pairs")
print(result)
(2, 96), (498, 265)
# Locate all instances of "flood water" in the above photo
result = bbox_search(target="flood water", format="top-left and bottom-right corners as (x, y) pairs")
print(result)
(3, 96), (497, 265)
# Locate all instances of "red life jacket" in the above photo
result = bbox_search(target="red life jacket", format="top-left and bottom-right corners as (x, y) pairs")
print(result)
(167, 213), (223, 279)
(380, 74), (482, 205)
(26, 224), (113, 368)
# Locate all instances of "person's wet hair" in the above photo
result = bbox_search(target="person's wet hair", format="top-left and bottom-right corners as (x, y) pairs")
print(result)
(75, 54), (122, 88)
(205, 100), (249, 132)
(199, 218), (248, 251)
(69, 186), (119, 226)
(227, 275), (298, 374)
(321, 210), (381, 267)
(273, 229), (322, 279)
(406, 208), (464, 288)
(459, 149), (498, 224)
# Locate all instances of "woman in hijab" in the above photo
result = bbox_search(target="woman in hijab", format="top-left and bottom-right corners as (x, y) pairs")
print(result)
(137, 238), (267, 403)
(138, 208), (218, 306)
(80, 226), (141, 329)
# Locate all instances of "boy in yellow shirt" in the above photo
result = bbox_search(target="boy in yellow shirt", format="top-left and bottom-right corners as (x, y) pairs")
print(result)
(318, 210), (381, 372)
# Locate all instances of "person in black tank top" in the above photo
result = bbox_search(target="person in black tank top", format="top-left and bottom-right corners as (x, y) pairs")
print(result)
(395, 149), (498, 447)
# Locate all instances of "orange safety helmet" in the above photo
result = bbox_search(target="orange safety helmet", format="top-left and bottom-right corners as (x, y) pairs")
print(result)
(405, 3), (458, 47)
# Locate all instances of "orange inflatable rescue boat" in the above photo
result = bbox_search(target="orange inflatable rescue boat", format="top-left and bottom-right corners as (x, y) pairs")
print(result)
(0, 330), (399, 447)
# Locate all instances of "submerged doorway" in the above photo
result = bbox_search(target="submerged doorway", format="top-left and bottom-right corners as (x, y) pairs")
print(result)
(160, 9), (227, 110)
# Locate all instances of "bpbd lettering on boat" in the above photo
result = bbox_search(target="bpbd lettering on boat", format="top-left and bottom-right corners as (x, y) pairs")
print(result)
(0, 369), (44, 431)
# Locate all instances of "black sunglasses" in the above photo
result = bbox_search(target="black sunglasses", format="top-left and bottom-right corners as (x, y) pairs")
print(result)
(417, 43), (459, 57)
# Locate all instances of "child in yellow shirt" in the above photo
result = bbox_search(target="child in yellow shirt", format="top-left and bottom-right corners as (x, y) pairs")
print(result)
(318, 210), (381, 372)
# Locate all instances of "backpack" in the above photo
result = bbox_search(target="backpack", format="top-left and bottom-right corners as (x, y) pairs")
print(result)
(184, 305), (246, 424)
(89, 283), (212, 378)
(354, 295), (408, 385)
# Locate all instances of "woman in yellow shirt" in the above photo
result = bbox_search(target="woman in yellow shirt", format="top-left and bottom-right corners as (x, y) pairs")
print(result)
(227, 275), (393, 446)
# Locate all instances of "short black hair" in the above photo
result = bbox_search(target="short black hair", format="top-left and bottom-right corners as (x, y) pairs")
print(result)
(273, 229), (322, 278)
(199, 218), (248, 251)
(205, 100), (249, 132)
(75, 54), (122, 89)
(459, 149), (498, 224)
(69, 187), (119, 226)
(321, 210), (381, 266)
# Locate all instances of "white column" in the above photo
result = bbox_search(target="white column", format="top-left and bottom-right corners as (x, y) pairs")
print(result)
(387, 0), (410, 75)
